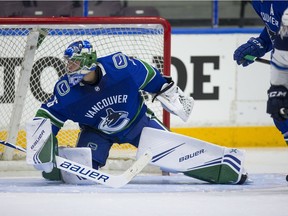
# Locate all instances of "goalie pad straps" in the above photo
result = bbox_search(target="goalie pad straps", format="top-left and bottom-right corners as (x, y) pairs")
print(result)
(26, 118), (57, 173)
(153, 82), (194, 122)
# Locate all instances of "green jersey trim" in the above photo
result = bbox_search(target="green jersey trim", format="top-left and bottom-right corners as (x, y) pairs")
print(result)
(35, 108), (65, 129)
(138, 60), (157, 90)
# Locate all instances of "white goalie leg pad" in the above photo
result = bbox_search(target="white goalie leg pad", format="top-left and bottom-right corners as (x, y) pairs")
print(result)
(58, 147), (95, 185)
(136, 127), (224, 173)
(137, 127), (246, 184)
(156, 82), (194, 122)
(26, 118), (54, 173)
(222, 147), (246, 184)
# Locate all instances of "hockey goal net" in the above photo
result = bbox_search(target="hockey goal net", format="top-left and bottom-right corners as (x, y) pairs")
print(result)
(0, 17), (171, 170)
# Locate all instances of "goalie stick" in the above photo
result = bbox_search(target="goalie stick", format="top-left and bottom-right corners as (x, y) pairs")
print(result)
(0, 139), (152, 188)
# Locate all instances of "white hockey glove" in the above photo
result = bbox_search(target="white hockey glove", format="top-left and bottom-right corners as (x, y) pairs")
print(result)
(153, 82), (194, 122)
(26, 118), (57, 173)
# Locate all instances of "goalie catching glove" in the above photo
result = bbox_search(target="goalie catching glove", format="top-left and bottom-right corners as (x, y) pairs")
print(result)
(153, 81), (194, 122)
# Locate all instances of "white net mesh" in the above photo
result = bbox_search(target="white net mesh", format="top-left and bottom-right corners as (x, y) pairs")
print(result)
(0, 18), (170, 164)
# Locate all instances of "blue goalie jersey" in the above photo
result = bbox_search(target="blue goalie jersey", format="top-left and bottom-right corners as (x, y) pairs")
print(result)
(36, 52), (166, 137)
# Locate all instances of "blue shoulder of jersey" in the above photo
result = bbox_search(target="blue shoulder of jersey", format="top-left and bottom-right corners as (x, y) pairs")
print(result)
(252, 1), (288, 25)
(53, 74), (71, 98)
(97, 52), (131, 70)
(252, 0), (288, 45)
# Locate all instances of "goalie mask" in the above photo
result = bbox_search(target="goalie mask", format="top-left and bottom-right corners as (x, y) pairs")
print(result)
(64, 40), (97, 87)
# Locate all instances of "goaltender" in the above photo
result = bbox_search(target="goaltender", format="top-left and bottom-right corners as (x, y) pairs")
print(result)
(26, 40), (248, 185)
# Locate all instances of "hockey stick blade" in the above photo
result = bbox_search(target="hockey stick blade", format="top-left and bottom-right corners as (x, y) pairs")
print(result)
(244, 55), (270, 65)
(55, 151), (152, 188)
(0, 139), (152, 188)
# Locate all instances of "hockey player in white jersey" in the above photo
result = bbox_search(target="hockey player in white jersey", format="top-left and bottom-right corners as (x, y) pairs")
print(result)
(25, 40), (248, 185)
(234, 1), (288, 145)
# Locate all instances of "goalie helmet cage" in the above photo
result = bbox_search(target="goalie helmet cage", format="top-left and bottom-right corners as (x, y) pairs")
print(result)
(0, 17), (171, 167)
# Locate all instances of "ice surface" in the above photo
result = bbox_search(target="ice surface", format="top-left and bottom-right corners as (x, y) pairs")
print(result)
(0, 148), (288, 216)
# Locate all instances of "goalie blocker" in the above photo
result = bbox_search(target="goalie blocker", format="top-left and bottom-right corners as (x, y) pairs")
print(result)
(26, 118), (95, 184)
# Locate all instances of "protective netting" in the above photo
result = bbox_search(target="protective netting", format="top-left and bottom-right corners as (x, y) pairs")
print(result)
(0, 19), (170, 162)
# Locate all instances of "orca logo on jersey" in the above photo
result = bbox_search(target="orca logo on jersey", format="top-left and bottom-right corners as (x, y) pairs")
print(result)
(98, 108), (130, 134)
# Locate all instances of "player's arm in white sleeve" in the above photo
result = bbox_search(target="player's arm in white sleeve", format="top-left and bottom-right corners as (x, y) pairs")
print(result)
(270, 8), (288, 87)
(267, 9), (288, 120)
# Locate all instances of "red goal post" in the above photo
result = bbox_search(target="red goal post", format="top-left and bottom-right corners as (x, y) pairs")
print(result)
(0, 17), (171, 162)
